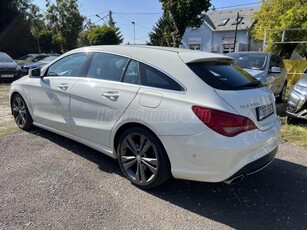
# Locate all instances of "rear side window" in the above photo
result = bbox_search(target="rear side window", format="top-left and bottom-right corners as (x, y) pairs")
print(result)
(273, 55), (285, 69)
(87, 53), (128, 81)
(188, 62), (261, 90)
(269, 55), (278, 69)
(122, 60), (140, 85)
(139, 62), (183, 91)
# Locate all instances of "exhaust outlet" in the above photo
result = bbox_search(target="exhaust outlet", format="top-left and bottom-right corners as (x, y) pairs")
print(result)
(224, 175), (245, 185)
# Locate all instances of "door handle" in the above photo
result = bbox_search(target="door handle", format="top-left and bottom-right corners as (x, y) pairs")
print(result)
(57, 83), (69, 91)
(102, 91), (120, 101)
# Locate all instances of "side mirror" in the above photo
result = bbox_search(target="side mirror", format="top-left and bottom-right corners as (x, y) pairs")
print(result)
(270, 66), (281, 73)
(29, 68), (42, 78)
(304, 68), (307, 74)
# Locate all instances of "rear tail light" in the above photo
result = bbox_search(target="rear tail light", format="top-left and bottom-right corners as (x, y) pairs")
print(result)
(192, 105), (257, 137)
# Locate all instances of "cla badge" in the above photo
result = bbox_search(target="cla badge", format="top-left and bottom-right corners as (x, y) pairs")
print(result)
(240, 102), (261, 109)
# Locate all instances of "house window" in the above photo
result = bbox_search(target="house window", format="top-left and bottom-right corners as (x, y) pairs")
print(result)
(189, 44), (201, 50)
(218, 18), (229, 26)
(232, 16), (243, 25)
(223, 44), (234, 54)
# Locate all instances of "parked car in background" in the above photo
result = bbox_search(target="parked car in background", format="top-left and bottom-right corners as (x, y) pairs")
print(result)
(15, 53), (58, 66)
(21, 55), (60, 75)
(226, 52), (288, 103)
(286, 68), (307, 123)
(0, 52), (21, 82)
(10, 46), (281, 189)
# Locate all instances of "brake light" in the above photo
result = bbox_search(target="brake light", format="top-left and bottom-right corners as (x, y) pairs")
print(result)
(192, 106), (257, 137)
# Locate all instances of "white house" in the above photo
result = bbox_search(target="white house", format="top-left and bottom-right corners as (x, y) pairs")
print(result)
(181, 6), (262, 53)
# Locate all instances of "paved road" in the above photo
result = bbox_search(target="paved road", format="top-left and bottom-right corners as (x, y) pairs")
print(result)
(0, 128), (306, 230)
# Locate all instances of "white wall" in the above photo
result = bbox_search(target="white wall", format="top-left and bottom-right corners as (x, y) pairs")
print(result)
(181, 24), (213, 52)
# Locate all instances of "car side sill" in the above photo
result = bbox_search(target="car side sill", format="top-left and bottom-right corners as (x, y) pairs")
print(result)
(33, 122), (116, 159)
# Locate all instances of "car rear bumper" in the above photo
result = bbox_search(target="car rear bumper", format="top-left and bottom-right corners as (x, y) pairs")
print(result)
(159, 118), (281, 183)
(224, 146), (277, 182)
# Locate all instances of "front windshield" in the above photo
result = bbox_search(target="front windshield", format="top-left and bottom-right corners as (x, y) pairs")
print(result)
(41, 56), (58, 62)
(227, 53), (267, 70)
(0, 53), (14, 62)
(17, 55), (34, 61)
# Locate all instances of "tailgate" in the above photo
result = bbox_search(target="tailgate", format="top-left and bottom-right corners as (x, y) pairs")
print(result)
(215, 87), (277, 131)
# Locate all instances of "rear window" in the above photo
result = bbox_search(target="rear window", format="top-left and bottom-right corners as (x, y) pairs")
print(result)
(139, 62), (184, 91)
(187, 62), (262, 90)
(227, 53), (267, 70)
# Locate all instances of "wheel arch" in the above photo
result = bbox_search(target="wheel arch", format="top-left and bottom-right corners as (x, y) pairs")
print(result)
(10, 91), (22, 114)
(113, 122), (171, 165)
(10, 91), (33, 117)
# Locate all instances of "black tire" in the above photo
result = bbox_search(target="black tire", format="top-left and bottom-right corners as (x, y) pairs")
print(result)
(276, 82), (287, 103)
(117, 127), (171, 189)
(11, 94), (33, 130)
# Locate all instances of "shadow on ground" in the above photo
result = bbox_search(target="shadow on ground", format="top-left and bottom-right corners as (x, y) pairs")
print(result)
(276, 101), (288, 117)
(149, 159), (307, 229)
(30, 128), (121, 175)
(31, 128), (307, 230)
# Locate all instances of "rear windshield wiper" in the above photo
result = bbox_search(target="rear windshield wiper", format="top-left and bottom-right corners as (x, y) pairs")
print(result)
(236, 80), (262, 89)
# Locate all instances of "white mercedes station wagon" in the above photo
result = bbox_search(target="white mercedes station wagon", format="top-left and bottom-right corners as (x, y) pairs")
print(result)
(10, 46), (281, 189)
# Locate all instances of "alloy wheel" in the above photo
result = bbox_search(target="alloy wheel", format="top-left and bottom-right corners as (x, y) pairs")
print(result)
(120, 133), (159, 185)
(12, 94), (33, 130)
(12, 96), (27, 128)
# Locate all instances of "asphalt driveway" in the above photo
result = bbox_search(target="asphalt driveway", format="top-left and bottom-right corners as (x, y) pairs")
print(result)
(0, 128), (306, 230)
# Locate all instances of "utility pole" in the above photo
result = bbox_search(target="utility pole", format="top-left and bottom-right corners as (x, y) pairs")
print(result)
(132, 22), (135, 45)
(233, 12), (239, 52)
(108, 10), (113, 27)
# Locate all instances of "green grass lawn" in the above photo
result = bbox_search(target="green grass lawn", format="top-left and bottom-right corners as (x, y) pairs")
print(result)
(279, 117), (307, 148)
(276, 100), (307, 148)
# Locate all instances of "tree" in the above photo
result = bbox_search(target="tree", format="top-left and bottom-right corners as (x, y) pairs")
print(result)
(87, 26), (121, 45)
(149, 14), (175, 46)
(108, 13), (124, 44)
(28, 4), (45, 53)
(78, 19), (96, 47)
(295, 44), (307, 59)
(0, 0), (38, 57)
(252, 0), (307, 59)
(159, 0), (211, 47)
(45, 0), (85, 52)
(37, 29), (58, 53)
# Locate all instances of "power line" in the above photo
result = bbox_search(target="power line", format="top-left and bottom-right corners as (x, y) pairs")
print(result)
(114, 14), (152, 30)
(86, 11), (109, 19)
(110, 2), (260, 15)
(214, 2), (260, 10)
